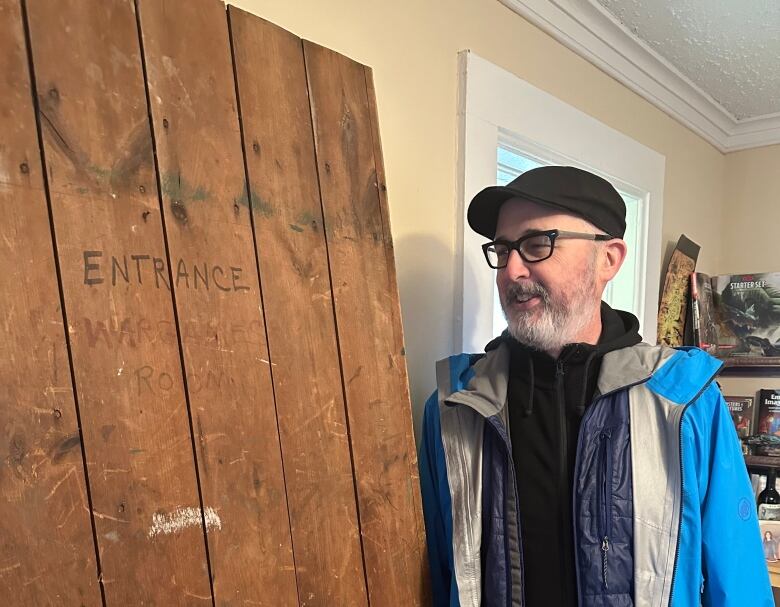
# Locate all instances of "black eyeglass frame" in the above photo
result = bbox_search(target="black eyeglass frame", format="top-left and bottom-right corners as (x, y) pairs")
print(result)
(481, 229), (613, 269)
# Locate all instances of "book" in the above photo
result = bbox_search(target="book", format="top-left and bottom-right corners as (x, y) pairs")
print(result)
(690, 272), (701, 348)
(725, 395), (756, 438)
(690, 272), (719, 354)
(757, 389), (780, 436)
(711, 272), (780, 357)
(657, 235), (700, 347)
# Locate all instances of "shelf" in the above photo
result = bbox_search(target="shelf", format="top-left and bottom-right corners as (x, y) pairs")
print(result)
(718, 356), (780, 377)
(746, 455), (780, 469)
(768, 561), (780, 588)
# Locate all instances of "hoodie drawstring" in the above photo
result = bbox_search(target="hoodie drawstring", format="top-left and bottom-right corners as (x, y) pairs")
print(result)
(523, 354), (535, 417)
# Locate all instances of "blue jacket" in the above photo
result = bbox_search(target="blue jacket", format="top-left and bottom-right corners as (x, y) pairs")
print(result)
(419, 342), (772, 606)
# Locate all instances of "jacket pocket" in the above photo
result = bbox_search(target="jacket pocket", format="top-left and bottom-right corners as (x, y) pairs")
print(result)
(596, 428), (613, 590)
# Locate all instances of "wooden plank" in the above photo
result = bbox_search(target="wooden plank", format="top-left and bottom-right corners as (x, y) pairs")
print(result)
(363, 66), (430, 603)
(228, 8), (368, 605)
(0, 1), (101, 603)
(24, 0), (211, 603)
(135, 0), (298, 604)
(304, 41), (430, 606)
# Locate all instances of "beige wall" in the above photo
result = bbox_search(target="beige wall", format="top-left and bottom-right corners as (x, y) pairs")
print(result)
(721, 144), (780, 273)
(231, 0), (730, 434)
(717, 144), (780, 398)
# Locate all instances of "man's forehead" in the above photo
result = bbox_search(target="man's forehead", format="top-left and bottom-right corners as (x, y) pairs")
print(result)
(494, 197), (585, 236)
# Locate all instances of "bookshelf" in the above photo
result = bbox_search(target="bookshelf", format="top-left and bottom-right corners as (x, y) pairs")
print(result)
(746, 455), (780, 470)
(719, 357), (780, 377)
(723, 360), (780, 472)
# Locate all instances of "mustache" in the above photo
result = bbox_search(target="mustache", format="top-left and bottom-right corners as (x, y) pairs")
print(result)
(504, 281), (550, 303)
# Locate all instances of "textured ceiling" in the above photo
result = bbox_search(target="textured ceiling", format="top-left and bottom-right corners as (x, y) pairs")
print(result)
(596, 0), (780, 120)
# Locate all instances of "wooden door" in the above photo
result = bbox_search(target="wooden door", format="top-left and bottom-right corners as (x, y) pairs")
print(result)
(0, 1), (428, 604)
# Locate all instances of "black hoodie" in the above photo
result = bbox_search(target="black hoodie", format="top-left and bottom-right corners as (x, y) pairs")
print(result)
(484, 302), (642, 607)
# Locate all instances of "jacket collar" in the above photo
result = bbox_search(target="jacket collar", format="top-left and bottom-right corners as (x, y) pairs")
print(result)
(438, 343), (723, 418)
(597, 343), (676, 396)
(439, 343), (510, 418)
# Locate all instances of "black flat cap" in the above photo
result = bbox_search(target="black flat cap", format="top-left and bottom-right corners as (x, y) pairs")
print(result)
(467, 165), (626, 239)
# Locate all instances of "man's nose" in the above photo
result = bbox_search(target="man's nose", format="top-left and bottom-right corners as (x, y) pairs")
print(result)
(504, 249), (531, 280)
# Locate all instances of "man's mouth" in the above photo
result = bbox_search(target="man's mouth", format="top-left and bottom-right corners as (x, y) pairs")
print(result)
(504, 282), (548, 313)
(511, 294), (541, 309)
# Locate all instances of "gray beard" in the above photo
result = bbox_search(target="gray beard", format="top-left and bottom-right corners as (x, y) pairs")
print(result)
(500, 272), (597, 354)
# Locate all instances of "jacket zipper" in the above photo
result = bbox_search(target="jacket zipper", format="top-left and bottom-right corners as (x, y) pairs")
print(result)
(556, 360), (571, 606)
(572, 377), (652, 603)
(556, 360), (567, 485)
(598, 429), (613, 590)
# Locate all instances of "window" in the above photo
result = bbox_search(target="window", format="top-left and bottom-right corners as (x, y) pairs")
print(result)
(457, 51), (664, 352)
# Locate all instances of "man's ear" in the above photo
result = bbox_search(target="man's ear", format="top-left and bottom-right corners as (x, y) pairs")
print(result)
(599, 238), (628, 283)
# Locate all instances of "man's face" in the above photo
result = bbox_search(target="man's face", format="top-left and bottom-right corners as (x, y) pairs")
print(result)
(494, 198), (603, 353)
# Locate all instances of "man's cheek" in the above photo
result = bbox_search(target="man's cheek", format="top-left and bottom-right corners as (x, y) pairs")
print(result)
(496, 274), (510, 297)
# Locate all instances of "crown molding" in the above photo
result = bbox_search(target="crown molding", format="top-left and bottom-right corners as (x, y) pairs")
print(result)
(499, 0), (780, 153)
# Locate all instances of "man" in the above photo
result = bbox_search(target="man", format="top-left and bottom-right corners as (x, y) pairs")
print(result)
(418, 166), (772, 606)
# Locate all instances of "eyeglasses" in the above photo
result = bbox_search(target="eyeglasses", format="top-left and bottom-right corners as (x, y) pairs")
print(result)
(481, 229), (613, 269)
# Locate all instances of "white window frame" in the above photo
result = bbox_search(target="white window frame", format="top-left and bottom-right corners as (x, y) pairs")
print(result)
(455, 51), (665, 353)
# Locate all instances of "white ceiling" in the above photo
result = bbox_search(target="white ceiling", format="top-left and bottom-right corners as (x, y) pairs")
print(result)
(597, 0), (780, 121)
(500, 0), (780, 151)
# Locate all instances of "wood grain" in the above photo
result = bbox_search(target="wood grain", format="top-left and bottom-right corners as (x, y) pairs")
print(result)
(136, 0), (298, 603)
(24, 0), (211, 602)
(0, 1), (101, 603)
(229, 8), (368, 606)
(304, 41), (429, 606)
